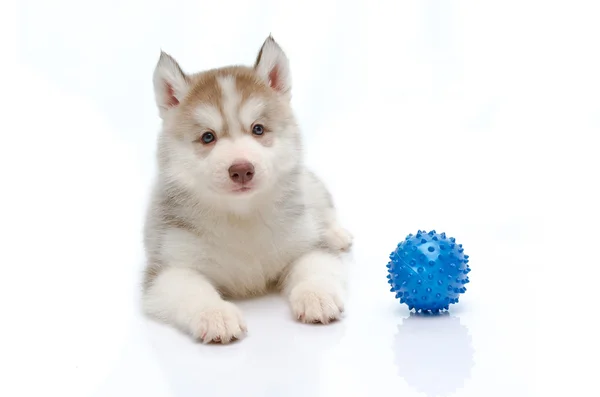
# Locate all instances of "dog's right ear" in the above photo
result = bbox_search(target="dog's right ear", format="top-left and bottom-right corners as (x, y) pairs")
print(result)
(153, 51), (189, 119)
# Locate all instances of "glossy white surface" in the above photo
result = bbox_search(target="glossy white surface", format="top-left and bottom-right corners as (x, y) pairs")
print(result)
(8, 1), (600, 396)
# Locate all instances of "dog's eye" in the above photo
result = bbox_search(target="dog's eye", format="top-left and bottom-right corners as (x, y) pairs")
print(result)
(252, 124), (265, 136)
(200, 132), (216, 144)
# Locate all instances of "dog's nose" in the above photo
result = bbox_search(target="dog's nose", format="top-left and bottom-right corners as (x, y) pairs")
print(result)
(228, 162), (255, 184)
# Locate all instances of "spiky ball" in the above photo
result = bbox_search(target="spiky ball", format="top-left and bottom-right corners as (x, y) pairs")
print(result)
(387, 230), (471, 312)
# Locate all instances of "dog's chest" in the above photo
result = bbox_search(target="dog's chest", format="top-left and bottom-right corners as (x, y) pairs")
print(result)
(202, 214), (318, 293)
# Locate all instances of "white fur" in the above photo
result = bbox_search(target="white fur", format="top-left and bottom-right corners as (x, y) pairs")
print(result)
(217, 76), (243, 137)
(239, 97), (265, 128)
(194, 105), (223, 131)
(285, 251), (346, 323)
(143, 267), (247, 343)
(142, 36), (352, 343)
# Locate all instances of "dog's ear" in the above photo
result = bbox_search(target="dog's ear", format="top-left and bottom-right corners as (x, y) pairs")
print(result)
(153, 51), (189, 119)
(254, 36), (291, 96)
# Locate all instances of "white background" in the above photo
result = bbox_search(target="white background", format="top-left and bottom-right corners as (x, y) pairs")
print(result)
(4, 0), (600, 396)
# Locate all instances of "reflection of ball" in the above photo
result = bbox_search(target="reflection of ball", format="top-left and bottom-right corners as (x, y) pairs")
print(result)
(387, 230), (471, 312)
(394, 313), (474, 396)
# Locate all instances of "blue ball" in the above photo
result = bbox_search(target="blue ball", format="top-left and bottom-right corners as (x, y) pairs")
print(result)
(387, 230), (471, 313)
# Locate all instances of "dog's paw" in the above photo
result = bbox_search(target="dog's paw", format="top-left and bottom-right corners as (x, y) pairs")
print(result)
(289, 282), (344, 324)
(324, 225), (353, 252)
(192, 301), (247, 344)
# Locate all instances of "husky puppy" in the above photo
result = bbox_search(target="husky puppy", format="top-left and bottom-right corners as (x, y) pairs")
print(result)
(142, 36), (353, 343)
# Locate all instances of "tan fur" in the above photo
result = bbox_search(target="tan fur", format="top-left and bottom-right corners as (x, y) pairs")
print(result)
(182, 67), (270, 137)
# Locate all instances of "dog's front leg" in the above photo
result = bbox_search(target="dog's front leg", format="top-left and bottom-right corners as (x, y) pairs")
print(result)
(143, 266), (247, 343)
(322, 208), (354, 252)
(282, 250), (347, 324)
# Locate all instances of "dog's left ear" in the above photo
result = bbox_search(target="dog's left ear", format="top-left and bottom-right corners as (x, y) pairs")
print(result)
(254, 36), (291, 96)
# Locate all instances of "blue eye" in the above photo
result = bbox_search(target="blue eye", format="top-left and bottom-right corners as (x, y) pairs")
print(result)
(201, 132), (216, 144)
(252, 124), (265, 136)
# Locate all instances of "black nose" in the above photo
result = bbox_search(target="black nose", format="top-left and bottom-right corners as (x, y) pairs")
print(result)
(228, 162), (255, 184)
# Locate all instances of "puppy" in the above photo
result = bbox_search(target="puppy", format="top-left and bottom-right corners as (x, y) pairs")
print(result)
(142, 36), (353, 343)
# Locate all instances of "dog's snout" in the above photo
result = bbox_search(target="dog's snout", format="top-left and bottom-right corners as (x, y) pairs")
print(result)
(228, 162), (255, 184)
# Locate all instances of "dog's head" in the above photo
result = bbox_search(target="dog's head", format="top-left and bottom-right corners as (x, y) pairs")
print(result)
(153, 37), (301, 212)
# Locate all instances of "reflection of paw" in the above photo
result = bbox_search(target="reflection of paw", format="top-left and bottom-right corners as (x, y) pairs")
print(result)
(192, 301), (247, 344)
(325, 225), (353, 252)
(289, 282), (345, 324)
